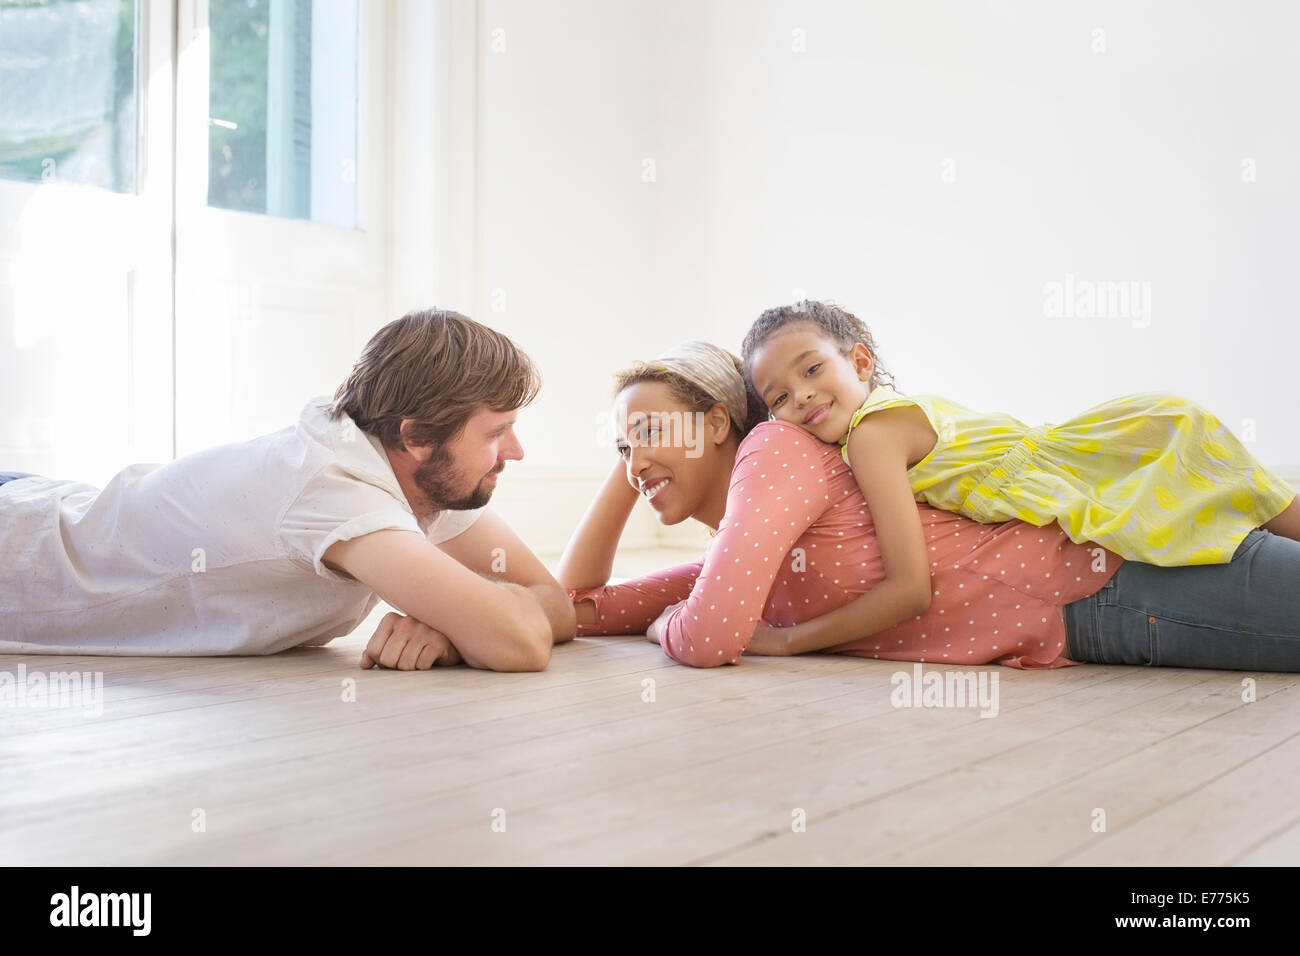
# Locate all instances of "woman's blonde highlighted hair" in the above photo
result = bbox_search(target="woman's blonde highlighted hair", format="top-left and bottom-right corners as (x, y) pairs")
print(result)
(612, 341), (767, 441)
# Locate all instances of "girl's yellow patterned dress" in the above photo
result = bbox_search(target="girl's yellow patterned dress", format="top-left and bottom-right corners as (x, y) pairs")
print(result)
(839, 386), (1296, 566)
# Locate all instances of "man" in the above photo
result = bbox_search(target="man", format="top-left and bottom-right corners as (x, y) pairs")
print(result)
(0, 309), (575, 671)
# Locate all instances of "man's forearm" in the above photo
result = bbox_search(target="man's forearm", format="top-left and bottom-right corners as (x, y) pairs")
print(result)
(486, 576), (577, 644)
(466, 573), (577, 649)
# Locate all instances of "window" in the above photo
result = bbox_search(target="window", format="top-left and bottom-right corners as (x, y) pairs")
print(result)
(206, 0), (357, 227)
(0, 0), (139, 192)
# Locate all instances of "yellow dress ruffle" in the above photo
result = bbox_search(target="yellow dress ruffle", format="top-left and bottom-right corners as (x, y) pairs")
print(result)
(838, 386), (1296, 566)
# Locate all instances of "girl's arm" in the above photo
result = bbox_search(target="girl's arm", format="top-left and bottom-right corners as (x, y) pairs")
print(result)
(556, 459), (641, 591)
(774, 411), (933, 654)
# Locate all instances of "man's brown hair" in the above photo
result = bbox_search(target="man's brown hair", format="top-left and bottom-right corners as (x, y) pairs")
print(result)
(330, 308), (541, 450)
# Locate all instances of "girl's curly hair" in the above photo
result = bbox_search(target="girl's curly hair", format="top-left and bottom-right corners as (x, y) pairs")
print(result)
(740, 300), (899, 402)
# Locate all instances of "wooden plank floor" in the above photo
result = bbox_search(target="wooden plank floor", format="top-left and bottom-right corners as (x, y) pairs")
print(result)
(2, 548), (1298, 866)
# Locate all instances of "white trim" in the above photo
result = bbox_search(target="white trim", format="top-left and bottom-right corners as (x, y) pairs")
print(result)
(173, 0), (389, 454)
(137, 0), (175, 462)
(387, 0), (479, 318)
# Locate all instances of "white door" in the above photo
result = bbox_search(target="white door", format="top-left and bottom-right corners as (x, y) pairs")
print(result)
(173, 0), (389, 454)
(0, 0), (175, 486)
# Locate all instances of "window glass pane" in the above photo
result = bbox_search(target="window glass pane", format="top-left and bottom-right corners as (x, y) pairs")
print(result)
(0, 0), (139, 192)
(207, 0), (357, 227)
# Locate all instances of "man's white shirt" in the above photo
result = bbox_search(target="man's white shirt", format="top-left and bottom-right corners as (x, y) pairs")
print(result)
(0, 397), (485, 655)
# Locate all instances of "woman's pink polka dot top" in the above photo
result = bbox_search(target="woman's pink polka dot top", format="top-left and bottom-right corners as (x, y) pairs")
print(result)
(569, 420), (1124, 669)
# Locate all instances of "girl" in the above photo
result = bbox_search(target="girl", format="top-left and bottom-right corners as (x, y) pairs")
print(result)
(741, 302), (1300, 629)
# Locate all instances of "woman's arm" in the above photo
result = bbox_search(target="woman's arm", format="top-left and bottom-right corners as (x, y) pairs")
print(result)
(557, 456), (702, 634)
(556, 460), (640, 590)
(656, 425), (826, 666)
(570, 560), (702, 635)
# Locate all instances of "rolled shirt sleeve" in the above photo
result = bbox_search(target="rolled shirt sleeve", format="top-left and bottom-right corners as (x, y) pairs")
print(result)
(278, 462), (424, 581)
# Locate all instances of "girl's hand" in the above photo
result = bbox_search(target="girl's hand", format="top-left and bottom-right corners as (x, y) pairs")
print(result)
(646, 600), (686, 646)
(361, 612), (463, 670)
(744, 621), (796, 656)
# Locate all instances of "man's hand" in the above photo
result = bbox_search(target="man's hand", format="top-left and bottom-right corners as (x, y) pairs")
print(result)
(323, 528), (549, 672)
(361, 611), (463, 670)
(742, 621), (795, 656)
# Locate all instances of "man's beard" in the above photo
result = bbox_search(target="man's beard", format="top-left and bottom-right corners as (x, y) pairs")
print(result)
(413, 444), (502, 511)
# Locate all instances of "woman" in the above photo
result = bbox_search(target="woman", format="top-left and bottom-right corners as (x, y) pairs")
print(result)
(556, 341), (1300, 671)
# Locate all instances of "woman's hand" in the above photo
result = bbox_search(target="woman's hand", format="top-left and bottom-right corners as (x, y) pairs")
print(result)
(646, 600), (686, 646)
(743, 621), (797, 656)
(361, 611), (463, 670)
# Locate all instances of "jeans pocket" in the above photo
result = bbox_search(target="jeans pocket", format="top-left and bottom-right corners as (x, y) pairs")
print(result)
(1096, 570), (1119, 606)
(1096, 603), (1155, 666)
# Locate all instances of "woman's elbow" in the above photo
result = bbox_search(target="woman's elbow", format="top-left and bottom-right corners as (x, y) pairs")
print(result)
(910, 583), (934, 617)
(554, 560), (606, 593)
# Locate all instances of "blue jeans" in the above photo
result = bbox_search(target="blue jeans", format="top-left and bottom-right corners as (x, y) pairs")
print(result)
(0, 471), (36, 488)
(1064, 528), (1300, 671)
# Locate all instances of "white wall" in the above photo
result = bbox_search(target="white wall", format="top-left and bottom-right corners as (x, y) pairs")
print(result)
(11, 1), (1292, 559)
(461, 0), (1300, 553)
